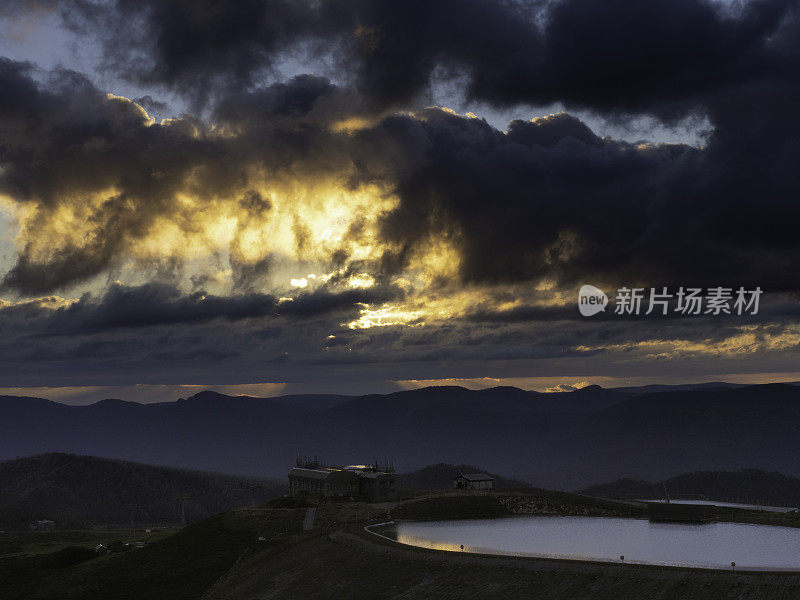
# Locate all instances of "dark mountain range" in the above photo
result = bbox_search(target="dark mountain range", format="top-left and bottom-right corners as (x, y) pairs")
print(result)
(582, 469), (800, 509)
(0, 453), (284, 530)
(3, 383), (800, 489)
(267, 394), (352, 411)
(609, 382), (748, 394)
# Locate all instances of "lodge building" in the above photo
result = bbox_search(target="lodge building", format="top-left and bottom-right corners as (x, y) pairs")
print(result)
(453, 472), (494, 490)
(288, 460), (397, 502)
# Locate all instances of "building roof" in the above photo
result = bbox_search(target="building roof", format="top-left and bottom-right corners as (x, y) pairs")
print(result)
(289, 467), (331, 480)
(326, 470), (360, 483)
(289, 462), (396, 489)
(289, 467), (362, 483)
(460, 473), (494, 481)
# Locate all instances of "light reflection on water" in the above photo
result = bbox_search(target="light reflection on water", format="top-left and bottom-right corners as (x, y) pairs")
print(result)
(394, 516), (800, 570)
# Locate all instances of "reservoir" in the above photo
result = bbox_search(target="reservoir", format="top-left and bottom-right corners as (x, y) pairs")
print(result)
(392, 516), (800, 570)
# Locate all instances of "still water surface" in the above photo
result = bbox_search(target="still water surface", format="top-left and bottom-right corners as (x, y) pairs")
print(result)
(394, 516), (800, 570)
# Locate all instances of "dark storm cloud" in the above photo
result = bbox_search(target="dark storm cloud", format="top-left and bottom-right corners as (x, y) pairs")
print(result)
(0, 281), (404, 332)
(470, 0), (794, 117)
(62, 0), (330, 108)
(133, 95), (170, 116)
(0, 282), (414, 385)
(463, 292), (800, 326)
(4, 0), (800, 296)
(0, 58), (225, 293)
(0, 59), (195, 206)
(212, 74), (360, 124)
(353, 107), (800, 291)
(2, 0), (800, 389)
(0, 62), (356, 294)
(56, 0), (799, 118)
(3, 51), (800, 295)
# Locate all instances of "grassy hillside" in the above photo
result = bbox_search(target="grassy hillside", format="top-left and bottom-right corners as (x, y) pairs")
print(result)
(0, 453), (285, 529)
(582, 469), (800, 507)
(204, 525), (800, 600)
(0, 508), (306, 600)
(4, 493), (800, 599)
(0, 501), (391, 600)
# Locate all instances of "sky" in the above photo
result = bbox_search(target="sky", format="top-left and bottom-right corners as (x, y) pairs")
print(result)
(0, 0), (799, 403)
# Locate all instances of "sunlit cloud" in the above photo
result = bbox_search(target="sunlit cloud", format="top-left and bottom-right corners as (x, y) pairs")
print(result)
(544, 381), (592, 393)
(1, 0), (799, 396)
(345, 304), (426, 329)
(347, 273), (375, 288)
(573, 324), (800, 360)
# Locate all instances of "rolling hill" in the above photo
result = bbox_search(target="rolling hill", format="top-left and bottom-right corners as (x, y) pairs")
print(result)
(582, 469), (800, 508)
(0, 453), (285, 529)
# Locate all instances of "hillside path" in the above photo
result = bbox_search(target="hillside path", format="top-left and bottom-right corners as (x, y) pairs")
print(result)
(303, 507), (316, 530)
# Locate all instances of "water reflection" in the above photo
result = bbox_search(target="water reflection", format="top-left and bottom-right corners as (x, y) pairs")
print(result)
(394, 516), (800, 570)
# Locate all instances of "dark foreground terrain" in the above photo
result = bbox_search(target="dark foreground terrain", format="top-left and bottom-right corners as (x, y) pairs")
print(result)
(0, 453), (284, 529)
(207, 530), (800, 600)
(3, 492), (800, 600)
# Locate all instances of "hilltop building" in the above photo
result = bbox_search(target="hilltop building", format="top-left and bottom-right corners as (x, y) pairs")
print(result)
(288, 459), (396, 501)
(30, 519), (56, 531)
(453, 472), (494, 491)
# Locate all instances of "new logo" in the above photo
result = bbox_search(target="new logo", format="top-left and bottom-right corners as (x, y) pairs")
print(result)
(578, 284), (608, 316)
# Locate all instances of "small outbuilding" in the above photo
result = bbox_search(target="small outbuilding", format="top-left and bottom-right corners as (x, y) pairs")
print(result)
(453, 472), (494, 491)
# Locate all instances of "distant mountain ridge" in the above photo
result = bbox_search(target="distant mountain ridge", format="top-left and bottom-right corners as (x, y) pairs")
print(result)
(582, 469), (800, 509)
(0, 453), (285, 530)
(609, 382), (748, 394)
(3, 383), (800, 489)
